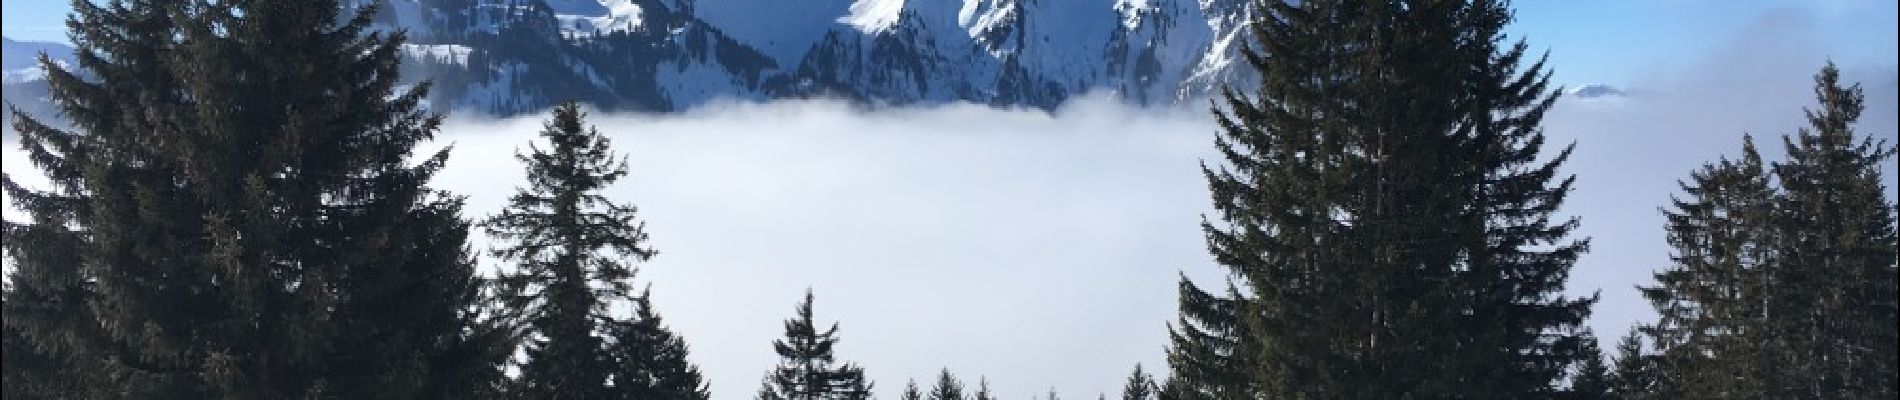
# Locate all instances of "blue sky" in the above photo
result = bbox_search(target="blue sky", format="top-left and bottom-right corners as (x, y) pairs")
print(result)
(7, 0), (1897, 86)
(4, 1), (1897, 397)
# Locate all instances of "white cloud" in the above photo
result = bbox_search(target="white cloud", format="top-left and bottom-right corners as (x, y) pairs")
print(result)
(426, 96), (1219, 397)
(4, 9), (1894, 396)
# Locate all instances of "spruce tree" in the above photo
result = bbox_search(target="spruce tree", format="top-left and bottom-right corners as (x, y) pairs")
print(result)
(974, 377), (996, 400)
(1635, 63), (1898, 399)
(3, 0), (181, 396)
(5, 1), (510, 398)
(1172, 0), (1594, 397)
(1765, 63), (1897, 397)
(483, 100), (660, 398)
(757, 290), (872, 400)
(928, 368), (966, 400)
(1640, 135), (1777, 398)
(1606, 331), (1669, 400)
(605, 289), (712, 399)
(1163, 277), (1254, 399)
(1122, 363), (1158, 400)
(901, 379), (926, 400)
(1568, 335), (1613, 400)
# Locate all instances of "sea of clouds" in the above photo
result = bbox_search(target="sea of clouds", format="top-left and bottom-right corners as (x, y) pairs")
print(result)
(6, 10), (1897, 399)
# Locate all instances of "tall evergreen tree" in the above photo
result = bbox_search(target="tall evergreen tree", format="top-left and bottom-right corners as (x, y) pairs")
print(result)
(1171, 0), (1594, 397)
(974, 377), (996, 400)
(605, 289), (712, 399)
(1765, 63), (1898, 397)
(3, 0), (511, 398)
(1122, 363), (1158, 400)
(3, 0), (182, 396)
(1640, 135), (1778, 398)
(757, 290), (872, 400)
(483, 100), (661, 398)
(928, 368), (966, 400)
(1638, 63), (1898, 399)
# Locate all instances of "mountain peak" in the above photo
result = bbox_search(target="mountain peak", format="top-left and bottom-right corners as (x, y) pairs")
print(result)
(1569, 84), (1627, 99)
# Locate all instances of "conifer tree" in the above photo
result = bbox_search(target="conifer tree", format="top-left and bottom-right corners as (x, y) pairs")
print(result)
(1640, 135), (1777, 398)
(1606, 331), (1669, 400)
(1122, 364), (1158, 400)
(3, 0), (510, 398)
(484, 100), (660, 398)
(1568, 336), (1613, 400)
(1764, 63), (1897, 397)
(757, 290), (872, 400)
(974, 377), (996, 400)
(1638, 63), (1897, 398)
(900, 379), (926, 400)
(928, 368), (966, 400)
(605, 289), (712, 399)
(1171, 0), (1594, 397)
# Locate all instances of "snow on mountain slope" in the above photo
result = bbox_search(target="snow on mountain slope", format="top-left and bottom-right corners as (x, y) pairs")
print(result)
(2, 38), (73, 72)
(549, 0), (644, 33)
(6, 1), (1268, 116)
(695, 0), (857, 66)
(841, 0), (908, 34)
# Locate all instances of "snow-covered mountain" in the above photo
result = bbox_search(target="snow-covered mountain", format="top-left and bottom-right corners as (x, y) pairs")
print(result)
(2, 38), (75, 127)
(3, 0), (1261, 116)
(372, 0), (1258, 113)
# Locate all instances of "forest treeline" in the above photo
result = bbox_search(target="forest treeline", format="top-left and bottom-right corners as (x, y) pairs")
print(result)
(2, 0), (1894, 399)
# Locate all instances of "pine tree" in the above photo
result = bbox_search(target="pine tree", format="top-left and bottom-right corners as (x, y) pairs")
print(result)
(484, 100), (658, 398)
(1163, 276), (1255, 399)
(974, 377), (996, 400)
(1173, 0), (1594, 397)
(757, 290), (873, 400)
(5, 1), (510, 398)
(3, 0), (181, 396)
(1606, 331), (1669, 400)
(605, 289), (712, 399)
(1122, 363), (1158, 400)
(928, 368), (966, 400)
(1640, 135), (1777, 398)
(1764, 63), (1898, 398)
(1568, 335), (1613, 400)
(901, 379), (926, 400)
(1634, 63), (1898, 399)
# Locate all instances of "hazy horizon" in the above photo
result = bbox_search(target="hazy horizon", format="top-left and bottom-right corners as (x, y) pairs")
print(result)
(4, 4), (1897, 398)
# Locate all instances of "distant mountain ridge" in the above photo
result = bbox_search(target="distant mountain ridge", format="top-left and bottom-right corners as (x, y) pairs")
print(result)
(3, 0), (1261, 115)
(364, 0), (1257, 114)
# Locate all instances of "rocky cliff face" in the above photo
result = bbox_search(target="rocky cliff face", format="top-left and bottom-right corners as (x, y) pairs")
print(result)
(3, 0), (1263, 116)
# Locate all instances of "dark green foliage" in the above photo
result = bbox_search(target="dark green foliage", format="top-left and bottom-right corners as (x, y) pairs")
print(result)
(1606, 331), (1669, 400)
(901, 379), (926, 400)
(1171, 0), (1594, 397)
(974, 377), (996, 400)
(1, 0), (510, 398)
(757, 290), (872, 400)
(484, 100), (664, 398)
(1640, 135), (1777, 398)
(1122, 364), (1158, 400)
(605, 290), (712, 400)
(1637, 63), (1898, 399)
(1163, 277), (1255, 399)
(928, 368), (966, 400)
(1568, 334), (1614, 400)
(1765, 64), (1898, 397)
(485, 100), (707, 399)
